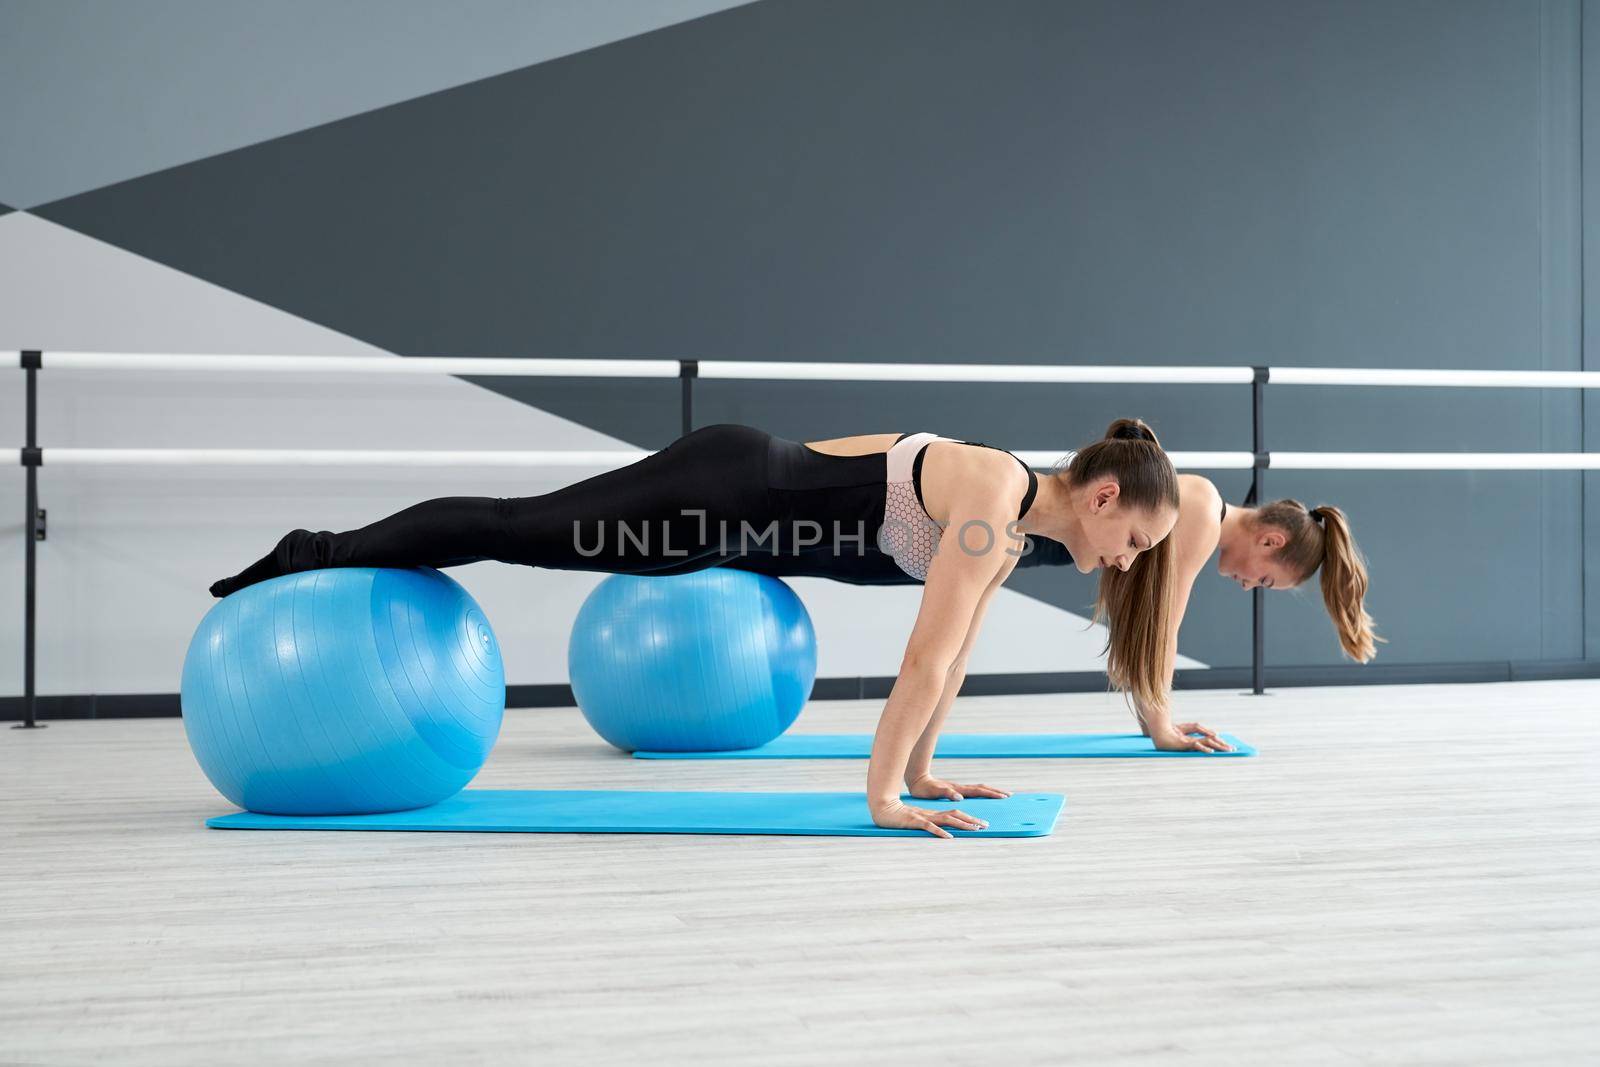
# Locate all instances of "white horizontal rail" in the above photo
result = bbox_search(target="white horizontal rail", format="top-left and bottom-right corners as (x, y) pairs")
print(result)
(11, 448), (1597, 471)
(1165, 451), (1258, 470)
(1270, 452), (1600, 470)
(1015, 450), (1256, 470)
(32, 352), (682, 378)
(29, 448), (654, 468)
(9, 350), (1600, 388)
(11, 352), (1600, 388)
(22, 448), (1249, 469)
(698, 361), (1255, 384)
(1267, 367), (1600, 389)
(15, 351), (1256, 384)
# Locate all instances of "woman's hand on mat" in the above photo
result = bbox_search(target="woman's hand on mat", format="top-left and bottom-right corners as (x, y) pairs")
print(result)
(1152, 724), (1233, 753)
(905, 774), (1012, 802)
(870, 799), (989, 838)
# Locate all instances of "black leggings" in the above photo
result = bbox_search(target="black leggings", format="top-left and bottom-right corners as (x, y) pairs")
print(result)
(208, 424), (778, 598)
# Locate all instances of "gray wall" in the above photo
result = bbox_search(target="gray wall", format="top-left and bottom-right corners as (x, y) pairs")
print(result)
(1, 0), (1595, 707)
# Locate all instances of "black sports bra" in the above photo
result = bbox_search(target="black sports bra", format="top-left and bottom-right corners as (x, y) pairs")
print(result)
(896, 432), (1039, 521)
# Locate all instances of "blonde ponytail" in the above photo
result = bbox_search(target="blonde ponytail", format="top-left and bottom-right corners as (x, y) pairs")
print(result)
(1254, 499), (1384, 662)
(1310, 505), (1384, 663)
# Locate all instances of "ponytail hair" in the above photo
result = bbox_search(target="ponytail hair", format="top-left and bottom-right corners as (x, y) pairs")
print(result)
(1254, 499), (1384, 662)
(1057, 418), (1181, 711)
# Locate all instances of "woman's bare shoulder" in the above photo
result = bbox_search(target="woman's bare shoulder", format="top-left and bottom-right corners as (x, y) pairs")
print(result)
(924, 441), (1029, 515)
(1172, 475), (1224, 567)
(1178, 473), (1221, 519)
(801, 433), (902, 456)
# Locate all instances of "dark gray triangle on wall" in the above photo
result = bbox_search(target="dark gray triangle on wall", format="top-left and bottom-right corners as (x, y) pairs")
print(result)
(30, 0), (1319, 452)
(0, 202), (12, 217)
(30, 0), (1235, 632)
(29, 0), (1550, 668)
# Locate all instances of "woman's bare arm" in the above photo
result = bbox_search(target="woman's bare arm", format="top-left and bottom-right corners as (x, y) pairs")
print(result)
(903, 560), (1012, 784)
(866, 491), (1014, 818)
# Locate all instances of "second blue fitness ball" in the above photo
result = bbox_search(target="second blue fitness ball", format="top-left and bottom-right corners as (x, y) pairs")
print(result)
(568, 570), (817, 752)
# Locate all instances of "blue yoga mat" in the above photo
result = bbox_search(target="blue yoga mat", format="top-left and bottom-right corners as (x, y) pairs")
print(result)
(206, 788), (1065, 838)
(633, 732), (1256, 760)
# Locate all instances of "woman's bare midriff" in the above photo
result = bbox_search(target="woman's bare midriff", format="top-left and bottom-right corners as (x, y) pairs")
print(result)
(801, 433), (902, 457)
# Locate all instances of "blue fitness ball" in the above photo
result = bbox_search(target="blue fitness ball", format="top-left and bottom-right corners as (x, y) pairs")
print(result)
(181, 567), (505, 815)
(568, 570), (817, 752)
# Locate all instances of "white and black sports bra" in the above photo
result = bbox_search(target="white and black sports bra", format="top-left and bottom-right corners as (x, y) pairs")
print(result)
(876, 432), (1039, 581)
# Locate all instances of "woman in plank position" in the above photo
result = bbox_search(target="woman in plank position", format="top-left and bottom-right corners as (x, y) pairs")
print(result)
(1012, 479), (1382, 734)
(209, 418), (1182, 838)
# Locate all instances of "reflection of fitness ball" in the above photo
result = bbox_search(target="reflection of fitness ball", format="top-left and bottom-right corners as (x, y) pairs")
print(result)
(181, 567), (505, 815)
(568, 570), (817, 752)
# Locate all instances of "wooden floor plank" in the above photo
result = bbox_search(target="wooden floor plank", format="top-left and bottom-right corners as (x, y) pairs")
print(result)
(2, 679), (1597, 1064)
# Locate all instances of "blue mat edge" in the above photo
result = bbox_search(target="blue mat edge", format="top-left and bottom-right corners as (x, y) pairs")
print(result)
(203, 789), (1066, 839)
(631, 733), (1258, 760)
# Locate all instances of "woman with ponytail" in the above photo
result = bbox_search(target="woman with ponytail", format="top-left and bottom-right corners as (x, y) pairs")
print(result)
(1013, 478), (1382, 750)
(1133, 487), (1383, 749)
(209, 418), (1182, 837)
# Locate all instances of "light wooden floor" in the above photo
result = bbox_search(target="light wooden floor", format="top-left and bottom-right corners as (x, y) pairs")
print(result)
(3, 680), (1598, 1066)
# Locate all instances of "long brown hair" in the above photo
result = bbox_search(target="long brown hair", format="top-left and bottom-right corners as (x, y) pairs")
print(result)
(1054, 418), (1181, 711)
(1253, 499), (1383, 662)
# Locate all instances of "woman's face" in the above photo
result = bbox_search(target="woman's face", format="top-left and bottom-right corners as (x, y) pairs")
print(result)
(1071, 480), (1177, 574)
(1217, 521), (1301, 590)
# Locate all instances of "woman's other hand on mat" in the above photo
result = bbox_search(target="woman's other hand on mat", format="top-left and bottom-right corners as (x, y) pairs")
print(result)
(905, 774), (1012, 802)
(1152, 723), (1233, 754)
(870, 799), (989, 838)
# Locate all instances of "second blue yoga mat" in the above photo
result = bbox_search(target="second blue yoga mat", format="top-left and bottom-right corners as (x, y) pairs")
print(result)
(633, 732), (1256, 760)
(206, 788), (1065, 838)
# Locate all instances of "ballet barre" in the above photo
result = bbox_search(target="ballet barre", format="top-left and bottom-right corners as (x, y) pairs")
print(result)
(8, 348), (1600, 729)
